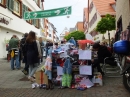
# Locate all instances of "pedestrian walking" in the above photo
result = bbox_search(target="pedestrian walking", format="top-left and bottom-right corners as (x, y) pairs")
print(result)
(26, 31), (41, 82)
(45, 41), (49, 58)
(20, 33), (29, 75)
(9, 35), (20, 70)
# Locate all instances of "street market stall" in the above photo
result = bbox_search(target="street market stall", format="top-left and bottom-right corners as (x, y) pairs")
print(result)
(34, 41), (103, 90)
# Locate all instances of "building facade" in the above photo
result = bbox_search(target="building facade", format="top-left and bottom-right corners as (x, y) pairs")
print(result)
(69, 28), (75, 32)
(0, 0), (42, 58)
(116, 0), (130, 32)
(83, 8), (88, 33)
(75, 22), (84, 32)
(87, 0), (116, 42)
(60, 27), (69, 41)
(44, 18), (58, 42)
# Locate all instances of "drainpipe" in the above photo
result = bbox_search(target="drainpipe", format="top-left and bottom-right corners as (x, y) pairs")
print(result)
(88, 0), (89, 34)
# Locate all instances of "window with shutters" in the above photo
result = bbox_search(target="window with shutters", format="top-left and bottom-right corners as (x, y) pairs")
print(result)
(0, 0), (6, 8)
(32, 19), (39, 29)
(0, 0), (3, 4)
(22, 4), (27, 18)
(6, 0), (22, 18)
(13, 0), (20, 15)
(35, 0), (40, 7)
(89, 2), (93, 13)
(49, 34), (51, 37)
(36, 19), (39, 27)
(46, 32), (48, 36)
(8, 0), (14, 11)
(26, 8), (32, 24)
(89, 13), (97, 28)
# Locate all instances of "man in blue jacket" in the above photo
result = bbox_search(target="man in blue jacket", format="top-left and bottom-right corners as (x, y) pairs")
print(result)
(68, 37), (76, 47)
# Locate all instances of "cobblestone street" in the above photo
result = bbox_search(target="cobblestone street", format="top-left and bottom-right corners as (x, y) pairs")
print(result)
(0, 60), (129, 97)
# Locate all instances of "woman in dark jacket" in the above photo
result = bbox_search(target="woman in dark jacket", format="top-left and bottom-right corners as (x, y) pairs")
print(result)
(26, 31), (40, 82)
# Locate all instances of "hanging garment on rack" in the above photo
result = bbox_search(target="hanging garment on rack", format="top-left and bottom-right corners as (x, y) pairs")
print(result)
(62, 58), (72, 87)
(44, 56), (52, 80)
(62, 74), (72, 87)
(56, 58), (65, 67)
(63, 58), (72, 74)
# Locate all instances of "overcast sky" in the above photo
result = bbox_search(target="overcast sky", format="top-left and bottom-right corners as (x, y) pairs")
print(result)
(44, 0), (88, 36)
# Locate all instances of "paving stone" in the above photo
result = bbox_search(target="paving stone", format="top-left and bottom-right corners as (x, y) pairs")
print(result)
(0, 60), (129, 97)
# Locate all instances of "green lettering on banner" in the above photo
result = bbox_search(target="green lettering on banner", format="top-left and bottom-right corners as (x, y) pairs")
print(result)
(24, 6), (72, 20)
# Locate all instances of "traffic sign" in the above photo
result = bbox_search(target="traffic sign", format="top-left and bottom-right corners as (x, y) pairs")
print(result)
(24, 6), (72, 20)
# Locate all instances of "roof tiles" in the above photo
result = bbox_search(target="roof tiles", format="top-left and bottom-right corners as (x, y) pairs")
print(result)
(92, 0), (116, 16)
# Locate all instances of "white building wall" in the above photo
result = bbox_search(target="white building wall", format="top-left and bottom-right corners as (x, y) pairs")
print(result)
(88, 13), (101, 33)
(88, 0), (115, 42)
(0, 0), (42, 58)
(47, 23), (53, 41)
(94, 30), (115, 41)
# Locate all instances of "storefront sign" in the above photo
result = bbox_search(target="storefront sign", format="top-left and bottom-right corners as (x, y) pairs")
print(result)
(0, 17), (9, 25)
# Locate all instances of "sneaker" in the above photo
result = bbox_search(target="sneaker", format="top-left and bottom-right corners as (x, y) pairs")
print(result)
(28, 76), (35, 82)
(32, 83), (36, 89)
(22, 70), (28, 75)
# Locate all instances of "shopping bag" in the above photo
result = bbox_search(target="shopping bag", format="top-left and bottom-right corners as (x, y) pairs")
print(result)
(11, 50), (14, 58)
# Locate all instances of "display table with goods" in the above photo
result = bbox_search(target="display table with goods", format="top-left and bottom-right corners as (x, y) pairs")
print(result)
(34, 42), (103, 90)
(51, 48), (103, 90)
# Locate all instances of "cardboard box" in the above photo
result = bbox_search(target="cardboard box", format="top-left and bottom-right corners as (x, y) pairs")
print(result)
(92, 72), (103, 86)
(79, 44), (86, 50)
(35, 70), (48, 85)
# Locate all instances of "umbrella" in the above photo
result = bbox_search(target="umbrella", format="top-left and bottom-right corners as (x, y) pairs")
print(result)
(86, 33), (93, 41)
(78, 40), (94, 44)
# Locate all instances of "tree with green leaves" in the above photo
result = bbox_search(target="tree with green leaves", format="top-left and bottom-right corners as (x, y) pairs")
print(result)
(64, 31), (85, 41)
(96, 14), (116, 45)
